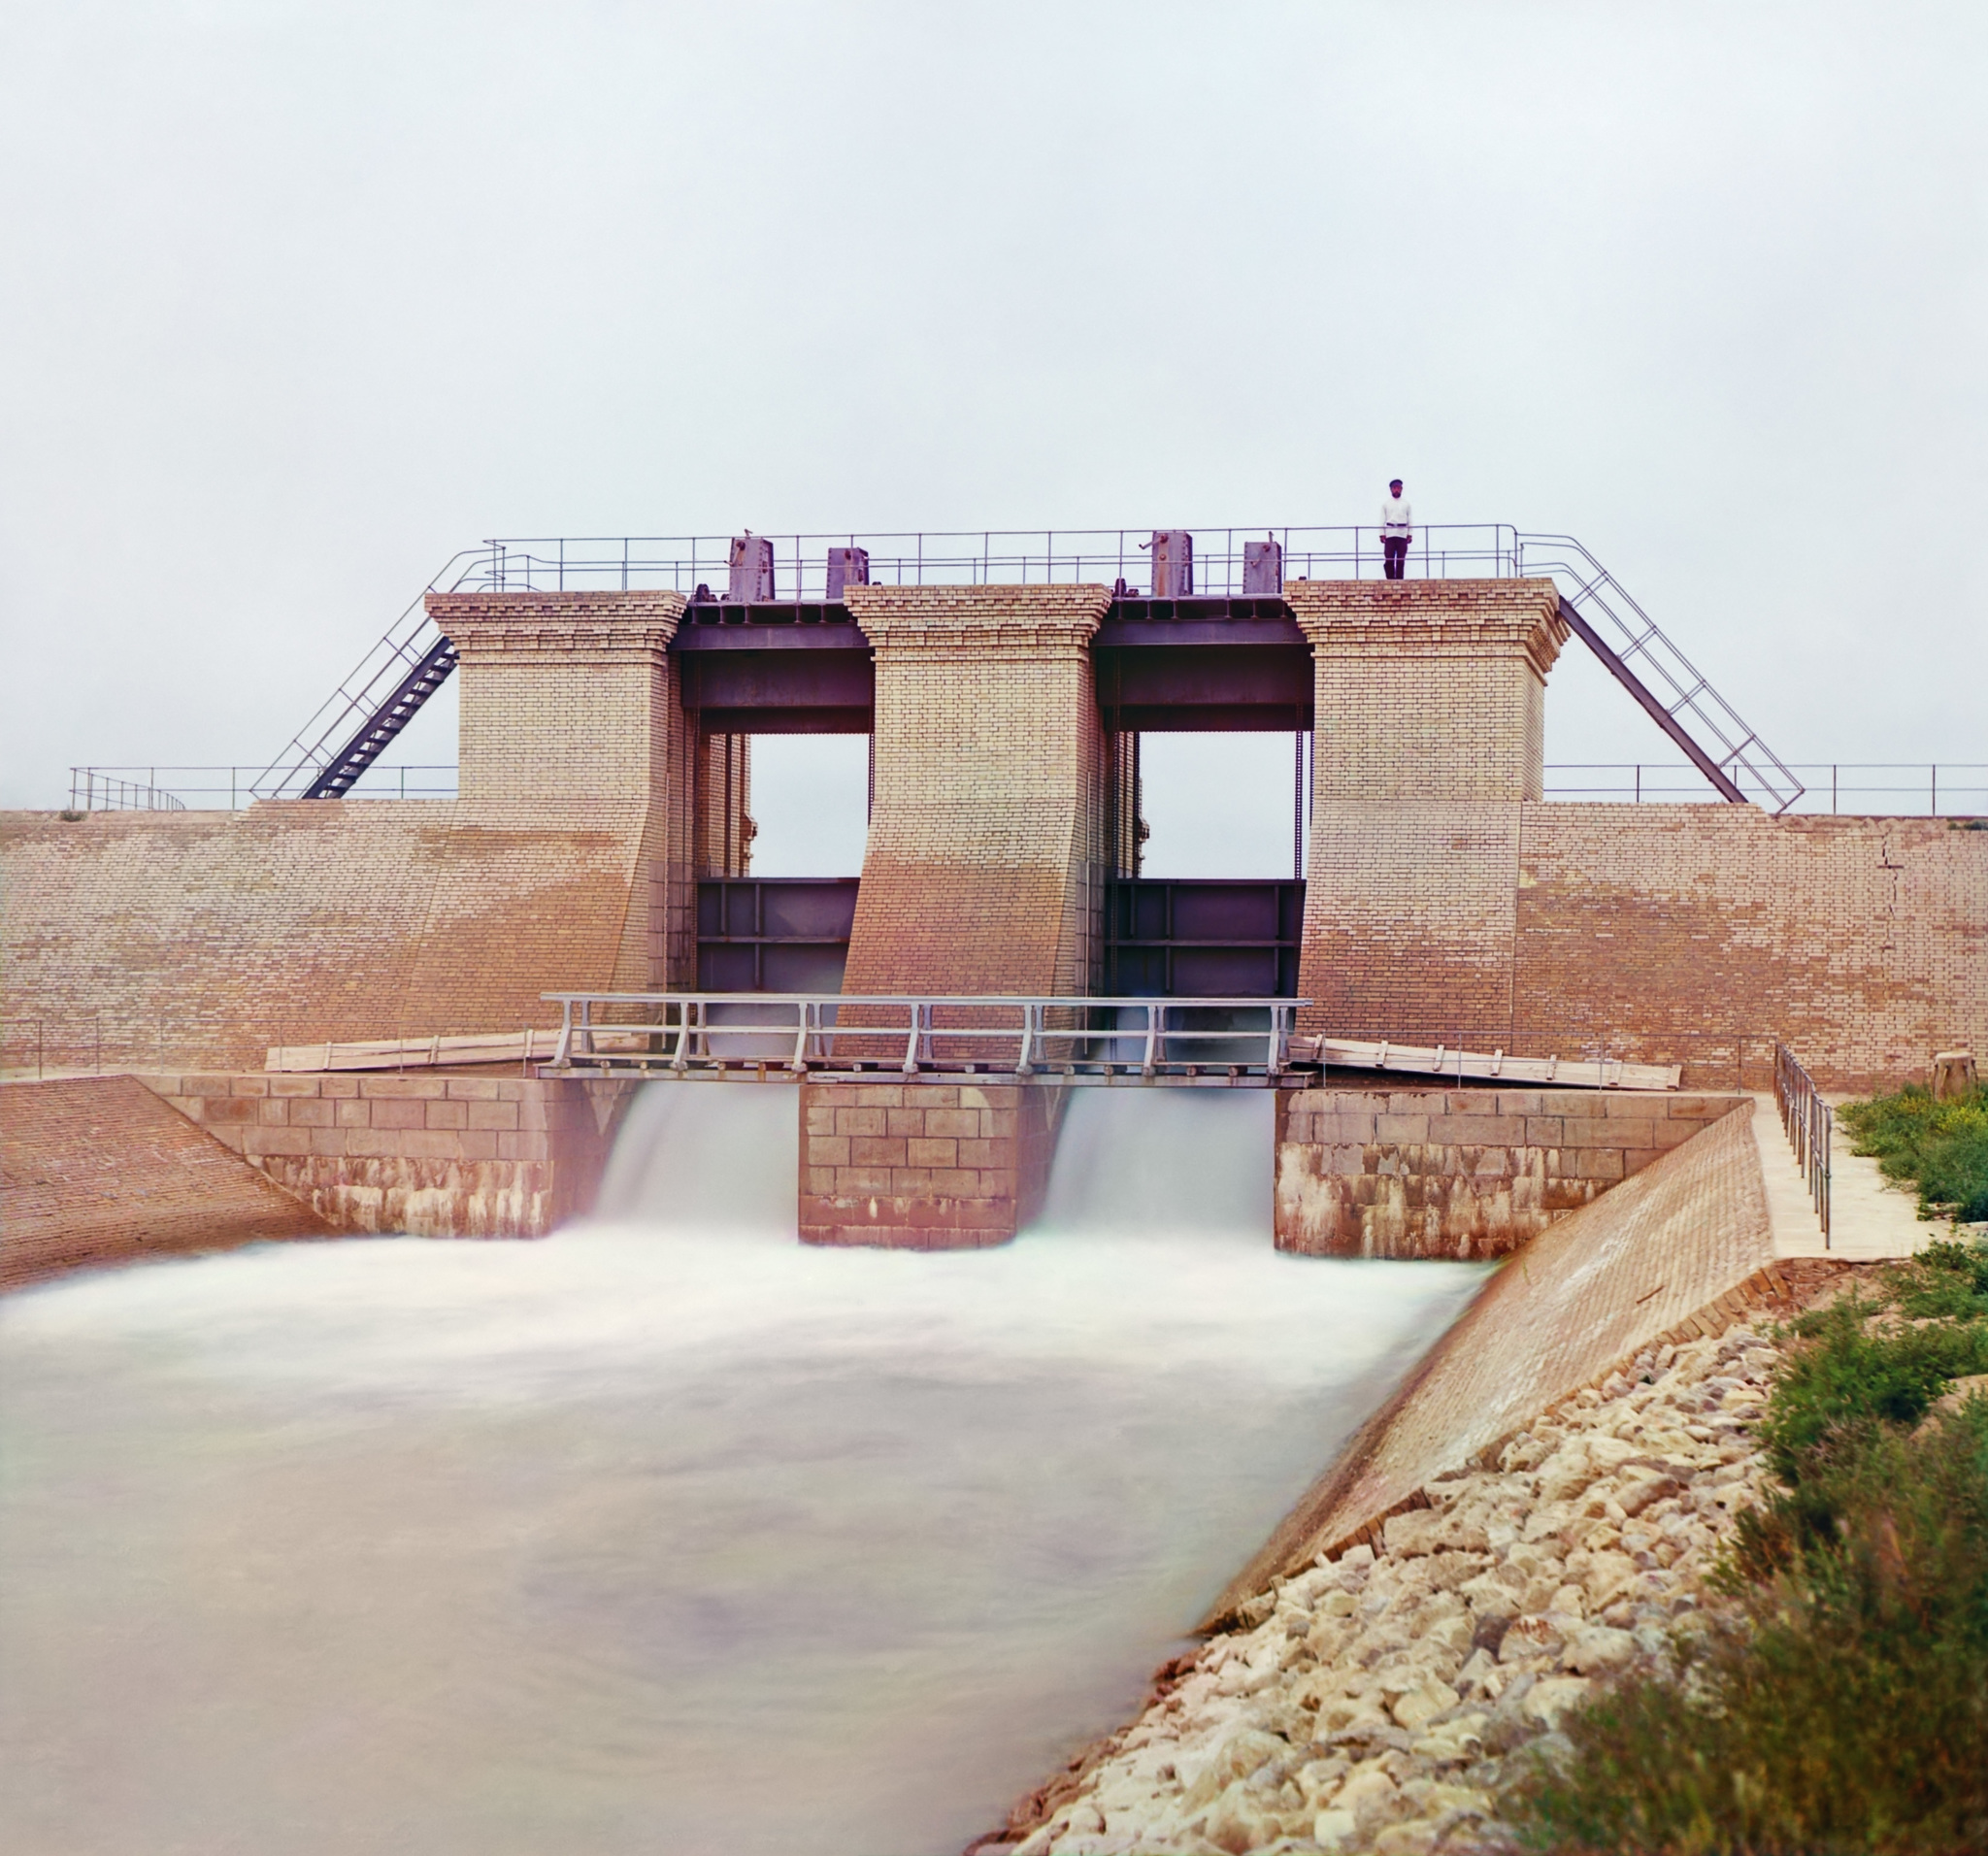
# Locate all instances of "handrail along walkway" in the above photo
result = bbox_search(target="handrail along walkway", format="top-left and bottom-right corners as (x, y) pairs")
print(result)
(1773, 1042), (1833, 1243)
(542, 992), (1306, 1083)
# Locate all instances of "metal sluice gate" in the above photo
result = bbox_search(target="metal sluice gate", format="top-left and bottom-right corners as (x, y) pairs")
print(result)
(542, 993), (1308, 1085)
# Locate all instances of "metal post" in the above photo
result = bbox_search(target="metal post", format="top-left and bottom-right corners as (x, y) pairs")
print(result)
(1294, 731), (1306, 878)
(1932, 764), (1938, 816)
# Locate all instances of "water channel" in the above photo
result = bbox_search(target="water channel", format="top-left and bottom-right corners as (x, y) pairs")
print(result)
(0, 1086), (1485, 1854)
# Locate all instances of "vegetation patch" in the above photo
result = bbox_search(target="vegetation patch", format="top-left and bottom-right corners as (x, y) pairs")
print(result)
(1508, 1240), (1988, 1856)
(1839, 1083), (1988, 1224)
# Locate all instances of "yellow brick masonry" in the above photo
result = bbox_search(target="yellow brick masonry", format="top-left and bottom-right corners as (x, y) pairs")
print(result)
(432, 588), (710, 989)
(1276, 1086), (1741, 1258)
(1513, 804), (1988, 1093)
(1289, 580), (1567, 1054)
(0, 802), (652, 1071)
(841, 584), (1113, 997)
(1289, 579), (1567, 807)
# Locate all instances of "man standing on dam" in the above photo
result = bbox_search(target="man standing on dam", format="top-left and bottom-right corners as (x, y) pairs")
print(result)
(1381, 479), (1412, 579)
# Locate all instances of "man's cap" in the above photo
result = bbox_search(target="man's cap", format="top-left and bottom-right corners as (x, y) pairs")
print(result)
(1389, 479), (1403, 489)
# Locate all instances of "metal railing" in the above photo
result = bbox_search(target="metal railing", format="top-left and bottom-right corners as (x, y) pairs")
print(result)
(1546, 764), (1986, 816)
(66, 765), (458, 810)
(477, 525), (1522, 599)
(243, 520), (1804, 815)
(543, 992), (1306, 1081)
(252, 550), (493, 800)
(1516, 533), (1804, 813)
(1, 1018), (104, 1078)
(1774, 1043), (1833, 1243)
(70, 759), (1973, 818)
(67, 770), (186, 812)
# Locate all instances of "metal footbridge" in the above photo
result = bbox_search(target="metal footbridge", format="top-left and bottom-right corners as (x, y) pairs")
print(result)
(252, 524), (1804, 812)
(536, 991), (1682, 1091)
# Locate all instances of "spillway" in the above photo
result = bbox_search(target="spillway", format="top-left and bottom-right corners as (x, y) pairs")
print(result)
(0, 1084), (1486, 1856)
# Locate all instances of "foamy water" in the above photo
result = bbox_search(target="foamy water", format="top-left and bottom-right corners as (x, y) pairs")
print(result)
(0, 1086), (1486, 1855)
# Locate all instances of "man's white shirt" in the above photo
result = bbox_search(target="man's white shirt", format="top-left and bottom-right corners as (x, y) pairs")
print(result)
(1381, 498), (1412, 537)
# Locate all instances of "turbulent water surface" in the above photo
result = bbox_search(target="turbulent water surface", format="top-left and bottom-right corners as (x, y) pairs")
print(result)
(0, 1086), (1485, 1856)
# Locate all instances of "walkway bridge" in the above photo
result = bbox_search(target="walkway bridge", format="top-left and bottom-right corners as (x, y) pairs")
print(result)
(537, 991), (1683, 1092)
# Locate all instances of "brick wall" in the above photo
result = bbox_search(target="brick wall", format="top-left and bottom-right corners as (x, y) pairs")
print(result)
(1220, 1101), (1779, 1608)
(0, 803), (654, 1071)
(145, 1071), (629, 1237)
(1275, 1086), (1741, 1258)
(1291, 580), (1566, 806)
(1513, 806), (1988, 1092)
(798, 1078), (1065, 1248)
(433, 588), (701, 989)
(1, 1075), (329, 1290)
(841, 585), (1113, 996)
(1291, 580), (1566, 1050)
(1284, 580), (1987, 1089)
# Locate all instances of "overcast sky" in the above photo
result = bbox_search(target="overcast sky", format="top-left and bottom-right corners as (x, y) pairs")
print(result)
(3, 3), (1982, 869)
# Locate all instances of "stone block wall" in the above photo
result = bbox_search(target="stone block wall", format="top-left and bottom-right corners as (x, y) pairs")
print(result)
(145, 1072), (629, 1237)
(841, 585), (1113, 996)
(1275, 1086), (1742, 1258)
(798, 1079), (1065, 1248)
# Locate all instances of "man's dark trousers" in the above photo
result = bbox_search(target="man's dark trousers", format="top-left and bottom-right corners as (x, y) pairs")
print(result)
(1382, 536), (1408, 580)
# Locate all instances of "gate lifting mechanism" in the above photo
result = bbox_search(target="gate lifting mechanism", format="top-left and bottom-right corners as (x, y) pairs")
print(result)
(543, 993), (1306, 1084)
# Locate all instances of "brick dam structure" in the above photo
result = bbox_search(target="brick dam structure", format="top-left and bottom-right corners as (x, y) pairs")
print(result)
(4, 530), (1983, 1261)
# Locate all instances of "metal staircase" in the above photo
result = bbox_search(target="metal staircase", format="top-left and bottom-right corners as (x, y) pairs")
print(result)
(1516, 533), (1804, 813)
(253, 549), (491, 800)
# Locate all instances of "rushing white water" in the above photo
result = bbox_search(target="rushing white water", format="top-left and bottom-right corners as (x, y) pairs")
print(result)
(0, 1084), (1486, 1856)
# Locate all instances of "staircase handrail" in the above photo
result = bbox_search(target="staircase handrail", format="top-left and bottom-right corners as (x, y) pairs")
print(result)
(252, 548), (493, 800)
(1516, 532), (1805, 813)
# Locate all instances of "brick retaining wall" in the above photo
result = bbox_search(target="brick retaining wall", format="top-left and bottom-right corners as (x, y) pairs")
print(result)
(1275, 1086), (1743, 1258)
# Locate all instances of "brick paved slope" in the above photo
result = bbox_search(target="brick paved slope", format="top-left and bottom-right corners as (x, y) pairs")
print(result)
(1214, 1101), (1776, 1618)
(1, 1076), (327, 1290)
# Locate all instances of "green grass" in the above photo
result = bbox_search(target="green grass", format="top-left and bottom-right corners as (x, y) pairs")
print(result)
(1839, 1084), (1988, 1224)
(1507, 1239), (1988, 1856)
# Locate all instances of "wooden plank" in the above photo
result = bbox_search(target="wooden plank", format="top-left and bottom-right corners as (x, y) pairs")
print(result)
(266, 1031), (559, 1073)
(1293, 1034), (1679, 1091)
